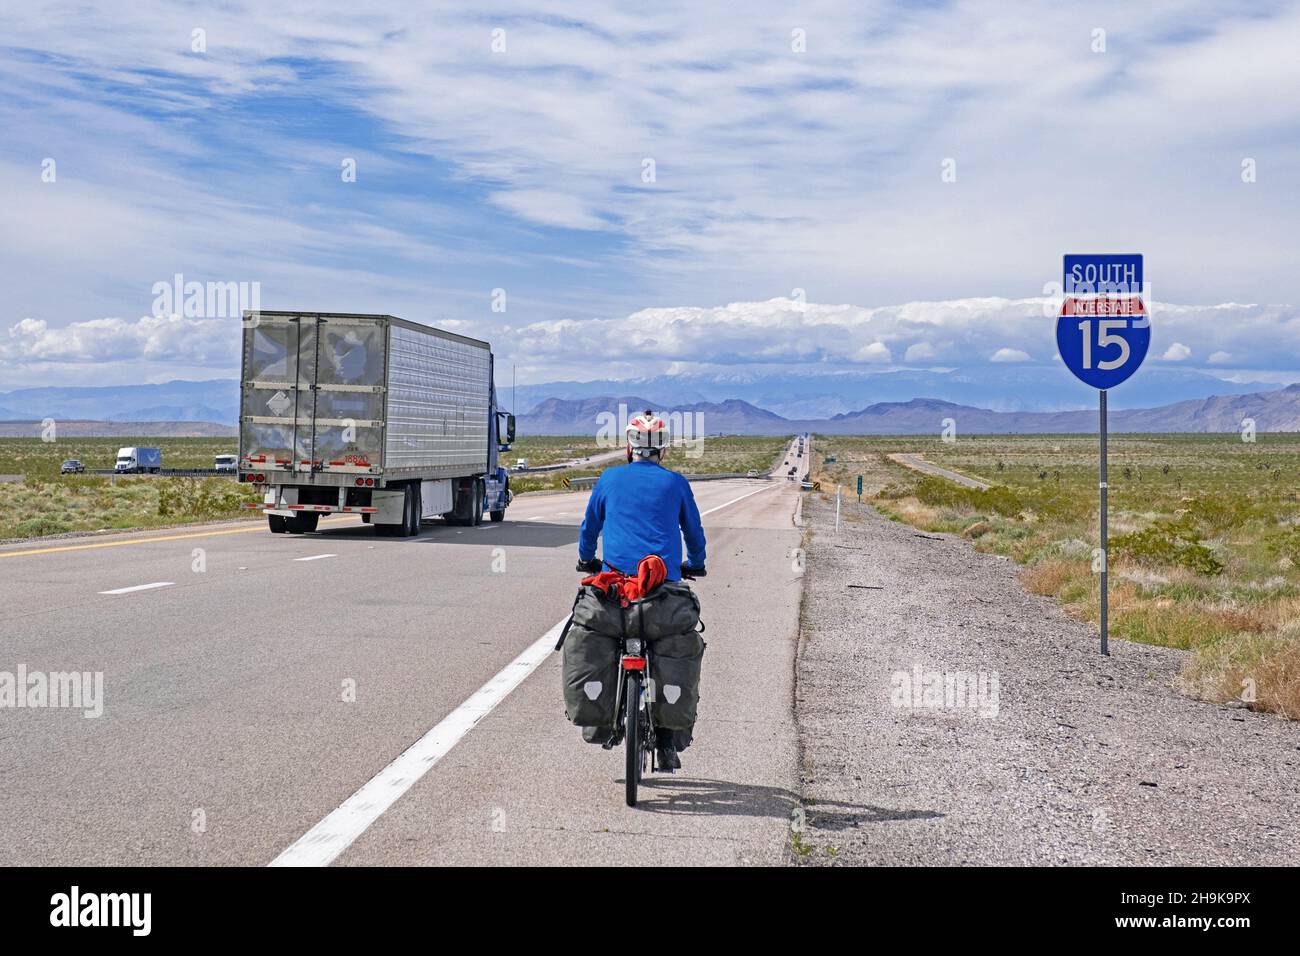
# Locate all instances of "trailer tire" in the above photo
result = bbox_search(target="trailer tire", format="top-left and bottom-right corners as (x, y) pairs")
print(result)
(472, 478), (485, 526)
(290, 512), (319, 534)
(268, 514), (289, 534)
(489, 508), (505, 522)
(403, 483), (421, 537)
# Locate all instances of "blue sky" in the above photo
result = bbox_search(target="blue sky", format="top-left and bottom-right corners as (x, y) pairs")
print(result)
(1, 1), (1298, 391)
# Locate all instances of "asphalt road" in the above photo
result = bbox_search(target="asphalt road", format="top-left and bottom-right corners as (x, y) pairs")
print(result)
(0, 442), (805, 865)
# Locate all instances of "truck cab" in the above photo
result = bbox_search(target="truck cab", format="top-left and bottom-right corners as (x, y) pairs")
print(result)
(115, 447), (162, 474)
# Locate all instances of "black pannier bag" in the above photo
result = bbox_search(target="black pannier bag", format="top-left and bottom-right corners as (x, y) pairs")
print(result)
(560, 623), (619, 729)
(558, 581), (705, 739)
(646, 630), (705, 730)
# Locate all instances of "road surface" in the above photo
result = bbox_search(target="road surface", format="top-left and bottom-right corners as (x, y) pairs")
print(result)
(0, 442), (805, 866)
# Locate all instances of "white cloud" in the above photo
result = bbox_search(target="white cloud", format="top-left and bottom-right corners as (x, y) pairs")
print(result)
(854, 342), (893, 364)
(6, 295), (1299, 389)
(2, 0), (1299, 338)
(1, 314), (235, 366)
(1162, 342), (1191, 361)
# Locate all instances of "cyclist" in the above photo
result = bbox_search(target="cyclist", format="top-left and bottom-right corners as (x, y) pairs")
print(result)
(576, 410), (706, 770)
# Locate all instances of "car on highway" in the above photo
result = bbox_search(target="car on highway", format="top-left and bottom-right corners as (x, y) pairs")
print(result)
(800, 478), (814, 490)
(60, 459), (85, 474)
(746, 470), (759, 478)
(515, 458), (530, 470)
(214, 454), (237, 473)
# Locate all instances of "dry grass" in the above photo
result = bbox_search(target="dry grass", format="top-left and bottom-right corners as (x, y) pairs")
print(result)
(811, 433), (1300, 720)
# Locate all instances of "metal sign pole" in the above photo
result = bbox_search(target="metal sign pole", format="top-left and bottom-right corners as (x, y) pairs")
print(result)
(1099, 388), (1109, 656)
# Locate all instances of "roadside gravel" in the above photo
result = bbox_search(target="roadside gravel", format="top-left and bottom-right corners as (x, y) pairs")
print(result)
(792, 492), (1300, 865)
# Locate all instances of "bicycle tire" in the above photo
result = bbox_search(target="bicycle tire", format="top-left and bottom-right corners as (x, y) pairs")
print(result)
(624, 672), (641, 807)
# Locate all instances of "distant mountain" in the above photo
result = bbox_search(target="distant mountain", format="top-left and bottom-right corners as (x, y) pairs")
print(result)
(516, 385), (1300, 435)
(4, 377), (1298, 436)
(0, 380), (237, 424)
(519, 396), (787, 436)
(1, 369), (1275, 425)
(0, 420), (235, 438)
(511, 367), (1271, 418)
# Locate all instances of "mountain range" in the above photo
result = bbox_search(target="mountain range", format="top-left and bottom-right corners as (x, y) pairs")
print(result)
(3, 377), (1300, 436)
(507, 367), (1273, 419)
(519, 385), (1300, 435)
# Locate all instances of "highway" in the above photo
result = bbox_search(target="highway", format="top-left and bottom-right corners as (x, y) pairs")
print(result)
(0, 441), (807, 865)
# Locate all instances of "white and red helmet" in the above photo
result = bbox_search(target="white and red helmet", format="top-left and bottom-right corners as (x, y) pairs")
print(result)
(626, 409), (669, 460)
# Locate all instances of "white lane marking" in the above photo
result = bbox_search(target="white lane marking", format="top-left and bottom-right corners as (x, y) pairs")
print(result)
(699, 482), (781, 517)
(268, 476), (787, 867)
(528, 515), (544, 521)
(269, 618), (564, 868)
(98, 581), (174, 595)
(293, 554), (337, 562)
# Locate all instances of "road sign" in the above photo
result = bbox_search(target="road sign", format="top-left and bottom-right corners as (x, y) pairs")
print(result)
(1058, 254), (1147, 656)
(856, 475), (863, 500)
(1057, 254), (1148, 390)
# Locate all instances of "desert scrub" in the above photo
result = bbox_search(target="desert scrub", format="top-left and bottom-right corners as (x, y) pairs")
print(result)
(809, 432), (1300, 720)
(1110, 516), (1224, 576)
(1, 474), (258, 540)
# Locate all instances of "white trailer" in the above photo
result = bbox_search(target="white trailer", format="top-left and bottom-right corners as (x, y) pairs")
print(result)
(238, 312), (515, 536)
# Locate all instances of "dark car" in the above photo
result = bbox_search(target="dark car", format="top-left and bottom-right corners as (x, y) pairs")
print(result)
(60, 459), (85, 474)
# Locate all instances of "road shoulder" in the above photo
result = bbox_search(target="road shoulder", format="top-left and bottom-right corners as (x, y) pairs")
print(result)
(791, 492), (1300, 865)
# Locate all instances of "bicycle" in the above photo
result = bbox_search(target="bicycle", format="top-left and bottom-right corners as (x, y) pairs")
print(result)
(576, 559), (705, 807)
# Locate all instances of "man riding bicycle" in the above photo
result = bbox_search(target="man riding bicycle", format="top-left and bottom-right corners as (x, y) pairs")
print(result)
(576, 410), (706, 770)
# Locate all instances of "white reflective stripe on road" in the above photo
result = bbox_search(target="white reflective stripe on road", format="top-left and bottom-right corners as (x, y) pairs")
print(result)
(98, 582), (175, 595)
(268, 477), (784, 867)
(269, 618), (565, 867)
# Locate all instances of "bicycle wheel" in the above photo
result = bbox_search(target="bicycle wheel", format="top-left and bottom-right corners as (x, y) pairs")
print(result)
(624, 672), (641, 807)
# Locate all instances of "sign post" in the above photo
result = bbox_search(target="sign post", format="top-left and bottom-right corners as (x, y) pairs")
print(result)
(857, 474), (863, 501)
(1057, 254), (1148, 656)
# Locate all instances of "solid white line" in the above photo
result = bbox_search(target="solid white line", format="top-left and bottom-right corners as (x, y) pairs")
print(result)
(269, 619), (565, 867)
(699, 482), (781, 517)
(98, 582), (174, 595)
(268, 475), (786, 867)
(293, 554), (337, 562)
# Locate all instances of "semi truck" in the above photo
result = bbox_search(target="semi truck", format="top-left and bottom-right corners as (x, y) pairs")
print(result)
(238, 311), (515, 536)
(115, 446), (162, 474)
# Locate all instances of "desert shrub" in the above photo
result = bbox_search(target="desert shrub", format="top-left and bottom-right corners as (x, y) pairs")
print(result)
(913, 476), (1023, 517)
(1111, 515), (1224, 576)
(15, 516), (73, 537)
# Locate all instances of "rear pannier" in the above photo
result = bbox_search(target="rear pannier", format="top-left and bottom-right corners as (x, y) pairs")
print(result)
(560, 623), (619, 729)
(647, 631), (706, 730)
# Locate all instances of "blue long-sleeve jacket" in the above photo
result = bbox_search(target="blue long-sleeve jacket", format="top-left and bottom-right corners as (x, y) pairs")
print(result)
(578, 460), (706, 582)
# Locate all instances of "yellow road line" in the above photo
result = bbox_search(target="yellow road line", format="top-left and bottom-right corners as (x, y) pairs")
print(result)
(0, 517), (352, 559)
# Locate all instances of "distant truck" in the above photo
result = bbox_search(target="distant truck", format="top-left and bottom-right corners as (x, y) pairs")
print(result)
(238, 311), (515, 535)
(115, 446), (161, 474)
(515, 458), (530, 471)
(213, 454), (238, 473)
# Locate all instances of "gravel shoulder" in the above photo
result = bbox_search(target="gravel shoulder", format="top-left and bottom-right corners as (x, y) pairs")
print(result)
(792, 492), (1300, 865)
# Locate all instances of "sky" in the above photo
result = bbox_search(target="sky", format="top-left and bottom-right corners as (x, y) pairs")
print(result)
(1, 1), (1298, 392)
